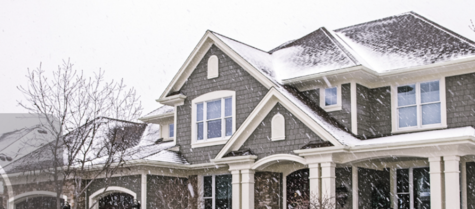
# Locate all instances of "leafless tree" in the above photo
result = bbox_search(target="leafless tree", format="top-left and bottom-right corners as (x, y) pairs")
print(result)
(17, 60), (143, 209)
(289, 192), (336, 209)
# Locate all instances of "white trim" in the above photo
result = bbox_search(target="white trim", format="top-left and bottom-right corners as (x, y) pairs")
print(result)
(207, 55), (219, 79)
(158, 31), (274, 102)
(191, 90), (236, 148)
(138, 111), (174, 122)
(8, 191), (67, 209)
(89, 186), (137, 209)
(271, 113), (285, 141)
(350, 82), (357, 135)
(251, 154), (306, 170)
(319, 84), (342, 112)
(215, 88), (343, 159)
(156, 94), (186, 106)
(391, 78), (447, 133)
(141, 172), (147, 209)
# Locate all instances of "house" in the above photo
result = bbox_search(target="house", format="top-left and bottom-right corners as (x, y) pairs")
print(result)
(3, 11), (475, 209)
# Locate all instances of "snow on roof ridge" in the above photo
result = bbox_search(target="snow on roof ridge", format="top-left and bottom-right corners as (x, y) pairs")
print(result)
(334, 11), (415, 32)
(408, 12), (475, 48)
(210, 30), (270, 54)
(269, 27), (326, 54)
(142, 105), (174, 118)
(320, 27), (360, 66)
(332, 32), (373, 69)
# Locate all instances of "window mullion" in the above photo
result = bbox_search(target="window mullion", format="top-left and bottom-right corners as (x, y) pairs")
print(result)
(416, 83), (422, 128)
(212, 175), (216, 209)
(204, 103), (208, 140)
(221, 98), (225, 138)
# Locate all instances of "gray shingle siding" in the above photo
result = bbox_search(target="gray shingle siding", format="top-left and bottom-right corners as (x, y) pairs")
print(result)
(239, 103), (325, 159)
(446, 73), (475, 128)
(356, 84), (392, 139)
(328, 83), (352, 132)
(177, 45), (268, 164)
(302, 83), (352, 132)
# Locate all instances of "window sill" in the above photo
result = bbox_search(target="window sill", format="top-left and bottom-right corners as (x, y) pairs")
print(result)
(191, 137), (230, 148)
(271, 136), (285, 141)
(321, 105), (342, 112)
(392, 124), (447, 134)
(163, 137), (174, 141)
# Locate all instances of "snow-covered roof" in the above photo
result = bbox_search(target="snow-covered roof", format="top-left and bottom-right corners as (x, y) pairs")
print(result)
(142, 105), (174, 119)
(334, 12), (475, 72)
(212, 12), (475, 82)
(4, 120), (187, 173)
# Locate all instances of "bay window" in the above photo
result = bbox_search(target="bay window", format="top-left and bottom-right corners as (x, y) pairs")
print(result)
(192, 91), (236, 148)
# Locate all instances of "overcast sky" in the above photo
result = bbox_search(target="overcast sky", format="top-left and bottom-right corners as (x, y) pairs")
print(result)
(2, 0), (475, 116)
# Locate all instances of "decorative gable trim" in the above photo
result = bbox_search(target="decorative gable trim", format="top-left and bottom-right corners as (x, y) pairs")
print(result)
(214, 88), (343, 159)
(157, 31), (275, 104)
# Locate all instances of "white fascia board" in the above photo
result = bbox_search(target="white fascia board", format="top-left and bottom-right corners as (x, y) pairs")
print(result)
(284, 56), (475, 89)
(214, 88), (343, 159)
(156, 94), (186, 106)
(158, 31), (275, 103)
(138, 112), (174, 123)
(211, 155), (257, 165)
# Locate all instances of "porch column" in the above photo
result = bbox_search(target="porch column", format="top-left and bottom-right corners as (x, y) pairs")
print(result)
(321, 162), (336, 204)
(141, 172), (147, 209)
(241, 169), (255, 209)
(309, 163), (321, 202)
(444, 155), (460, 209)
(231, 170), (241, 209)
(352, 166), (358, 209)
(429, 156), (444, 209)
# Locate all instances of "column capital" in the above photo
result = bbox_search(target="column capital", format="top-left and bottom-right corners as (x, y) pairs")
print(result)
(444, 155), (460, 161)
(320, 162), (336, 168)
(428, 156), (442, 162)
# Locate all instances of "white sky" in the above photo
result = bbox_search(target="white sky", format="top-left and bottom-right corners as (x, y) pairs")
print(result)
(1, 0), (475, 116)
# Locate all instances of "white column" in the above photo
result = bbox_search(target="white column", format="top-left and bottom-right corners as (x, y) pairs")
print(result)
(321, 162), (336, 204)
(283, 175), (287, 209)
(352, 166), (358, 209)
(241, 169), (255, 209)
(231, 170), (241, 209)
(444, 155), (460, 209)
(429, 156), (444, 209)
(390, 167), (397, 209)
(309, 163), (321, 202)
(461, 159), (467, 209)
(141, 172), (147, 209)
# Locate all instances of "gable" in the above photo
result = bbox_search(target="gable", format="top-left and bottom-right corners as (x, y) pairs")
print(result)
(175, 45), (269, 164)
(239, 103), (328, 159)
(159, 31), (276, 101)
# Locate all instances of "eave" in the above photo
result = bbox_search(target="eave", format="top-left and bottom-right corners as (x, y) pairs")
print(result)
(156, 94), (186, 106)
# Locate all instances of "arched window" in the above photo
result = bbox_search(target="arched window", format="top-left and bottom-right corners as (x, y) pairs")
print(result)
(271, 113), (285, 141)
(207, 55), (219, 79)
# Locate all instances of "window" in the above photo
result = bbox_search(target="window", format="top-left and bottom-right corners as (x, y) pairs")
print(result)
(325, 87), (337, 106)
(169, 124), (174, 138)
(191, 91), (236, 148)
(319, 85), (342, 111)
(396, 167), (430, 209)
(203, 175), (232, 209)
(397, 80), (441, 129)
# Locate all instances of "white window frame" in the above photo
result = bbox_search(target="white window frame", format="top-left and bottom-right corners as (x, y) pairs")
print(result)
(391, 78), (447, 133)
(395, 167), (430, 209)
(200, 174), (232, 209)
(319, 84), (342, 112)
(191, 90), (236, 148)
(169, 123), (174, 138)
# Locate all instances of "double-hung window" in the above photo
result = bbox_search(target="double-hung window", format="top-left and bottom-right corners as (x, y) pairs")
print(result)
(397, 80), (442, 129)
(192, 91), (235, 148)
(169, 124), (174, 138)
(203, 175), (232, 209)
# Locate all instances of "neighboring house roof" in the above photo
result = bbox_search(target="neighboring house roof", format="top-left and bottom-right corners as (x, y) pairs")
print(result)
(4, 119), (188, 173)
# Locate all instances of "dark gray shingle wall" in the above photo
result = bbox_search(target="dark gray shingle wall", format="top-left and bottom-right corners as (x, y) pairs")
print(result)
(176, 45), (268, 164)
(239, 103), (324, 159)
(446, 73), (475, 128)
